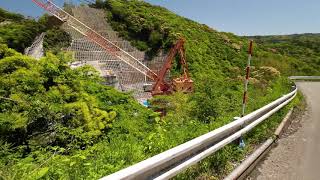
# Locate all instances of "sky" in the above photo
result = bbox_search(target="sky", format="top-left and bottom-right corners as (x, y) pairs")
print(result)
(1, 0), (320, 36)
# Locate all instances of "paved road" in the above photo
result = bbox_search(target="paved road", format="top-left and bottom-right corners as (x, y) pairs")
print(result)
(249, 82), (320, 180)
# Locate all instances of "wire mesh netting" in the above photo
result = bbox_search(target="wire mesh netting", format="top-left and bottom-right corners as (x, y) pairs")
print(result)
(63, 6), (168, 102)
(24, 32), (46, 60)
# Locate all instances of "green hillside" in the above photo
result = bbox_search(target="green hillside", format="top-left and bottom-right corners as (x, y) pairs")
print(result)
(0, 1), (310, 179)
(0, 7), (24, 22)
(251, 33), (320, 75)
(0, 7), (70, 54)
(0, 8), (44, 53)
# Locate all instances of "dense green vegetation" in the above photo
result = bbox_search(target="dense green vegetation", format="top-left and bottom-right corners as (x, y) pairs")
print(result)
(251, 33), (320, 76)
(92, 0), (320, 76)
(39, 14), (72, 54)
(0, 8), (44, 53)
(0, 8), (70, 54)
(0, 47), (296, 179)
(0, 7), (24, 22)
(0, 1), (315, 179)
(0, 43), (160, 179)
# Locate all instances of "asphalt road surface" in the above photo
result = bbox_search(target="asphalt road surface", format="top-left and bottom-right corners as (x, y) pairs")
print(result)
(249, 82), (320, 180)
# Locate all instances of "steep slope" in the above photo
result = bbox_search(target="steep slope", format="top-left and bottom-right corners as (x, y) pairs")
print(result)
(0, 7), (24, 22)
(0, 7), (71, 55)
(94, 1), (320, 78)
(0, 8), (44, 53)
(62, 6), (168, 101)
(94, 0), (248, 79)
(92, 0), (295, 121)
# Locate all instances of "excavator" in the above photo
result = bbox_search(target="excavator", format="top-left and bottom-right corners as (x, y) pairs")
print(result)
(146, 38), (194, 96)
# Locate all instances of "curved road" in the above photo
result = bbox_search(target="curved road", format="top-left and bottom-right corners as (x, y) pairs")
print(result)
(249, 82), (320, 180)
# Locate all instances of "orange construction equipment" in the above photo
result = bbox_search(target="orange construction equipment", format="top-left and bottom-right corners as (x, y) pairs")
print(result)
(151, 38), (193, 96)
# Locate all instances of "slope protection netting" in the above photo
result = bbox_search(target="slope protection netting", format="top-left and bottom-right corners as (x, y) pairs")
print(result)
(24, 32), (45, 60)
(63, 6), (168, 102)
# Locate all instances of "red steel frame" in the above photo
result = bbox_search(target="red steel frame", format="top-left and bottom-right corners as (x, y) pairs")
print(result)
(151, 38), (193, 95)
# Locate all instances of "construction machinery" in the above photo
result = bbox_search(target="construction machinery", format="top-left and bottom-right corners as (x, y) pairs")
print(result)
(150, 38), (193, 96)
(31, 0), (193, 98)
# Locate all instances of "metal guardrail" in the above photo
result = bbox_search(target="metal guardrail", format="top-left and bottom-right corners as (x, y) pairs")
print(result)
(101, 86), (297, 180)
(224, 108), (294, 180)
(289, 76), (320, 80)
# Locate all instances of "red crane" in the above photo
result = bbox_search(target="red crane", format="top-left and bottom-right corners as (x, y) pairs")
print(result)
(151, 38), (193, 95)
